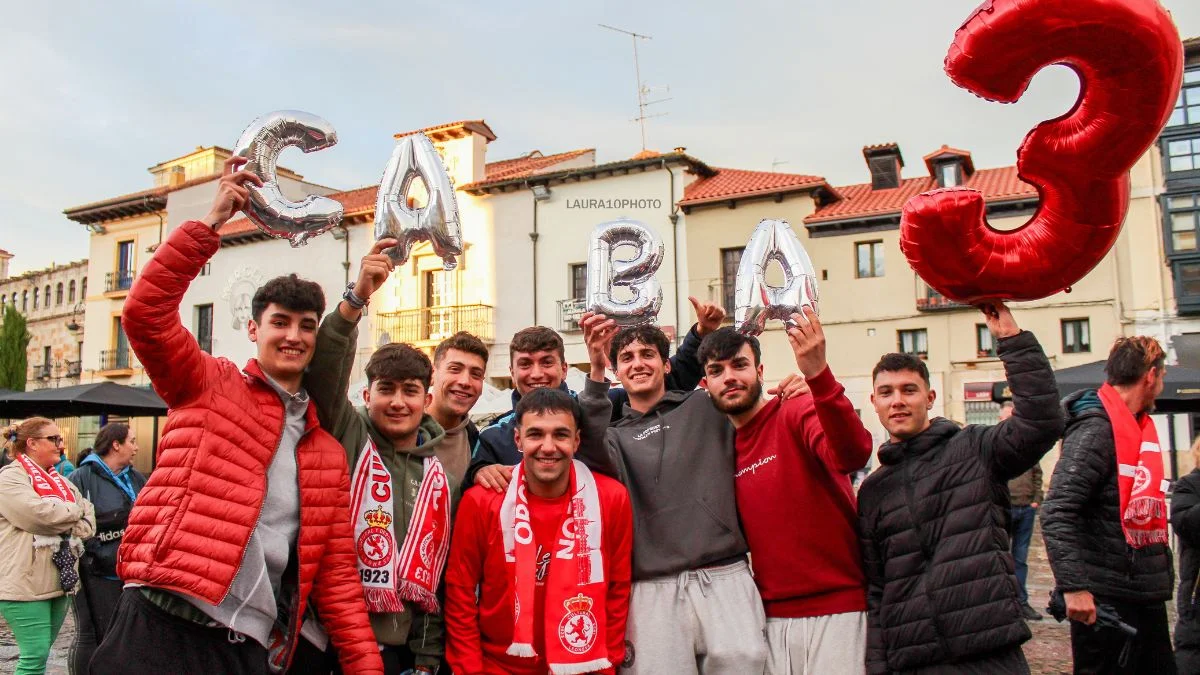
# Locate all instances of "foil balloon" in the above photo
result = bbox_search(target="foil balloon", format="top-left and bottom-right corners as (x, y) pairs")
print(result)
(586, 219), (664, 327)
(232, 111), (344, 248)
(374, 133), (463, 270)
(734, 219), (819, 336)
(898, 0), (1183, 303)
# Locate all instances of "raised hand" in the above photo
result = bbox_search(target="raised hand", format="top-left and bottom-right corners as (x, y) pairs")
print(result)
(201, 156), (264, 230)
(785, 306), (827, 378)
(355, 238), (398, 301)
(768, 373), (810, 400)
(580, 312), (619, 380)
(979, 301), (1020, 340)
(690, 295), (726, 337)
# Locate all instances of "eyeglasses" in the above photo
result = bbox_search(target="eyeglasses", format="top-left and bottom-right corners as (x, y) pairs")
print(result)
(34, 435), (65, 446)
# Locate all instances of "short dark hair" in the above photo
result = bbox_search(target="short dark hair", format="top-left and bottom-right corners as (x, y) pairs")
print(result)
(93, 423), (130, 458)
(872, 353), (930, 387)
(509, 326), (565, 364)
(366, 343), (432, 390)
(610, 325), (671, 367)
(252, 274), (325, 324)
(514, 387), (582, 430)
(1105, 336), (1166, 386)
(697, 328), (761, 368)
(434, 332), (489, 367)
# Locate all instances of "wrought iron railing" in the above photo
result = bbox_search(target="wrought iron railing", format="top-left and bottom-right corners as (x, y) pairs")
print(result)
(915, 277), (970, 311)
(65, 360), (82, 377)
(557, 299), (587, 332)
(105, 270), (135, 293)
(375, 304), (494, 345)
(99, 349), (131, 371)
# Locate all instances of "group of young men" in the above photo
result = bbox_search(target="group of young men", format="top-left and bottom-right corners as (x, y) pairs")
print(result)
(80, 155), (1162, 675)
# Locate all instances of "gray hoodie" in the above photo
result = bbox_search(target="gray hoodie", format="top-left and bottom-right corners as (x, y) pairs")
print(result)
(577, 378), (748, 580)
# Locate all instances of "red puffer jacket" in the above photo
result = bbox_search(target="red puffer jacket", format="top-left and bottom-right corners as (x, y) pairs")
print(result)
(118, 220), (383, 674)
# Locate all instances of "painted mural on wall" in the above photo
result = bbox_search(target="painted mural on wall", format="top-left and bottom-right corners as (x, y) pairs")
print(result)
(221, 265), (268, 331)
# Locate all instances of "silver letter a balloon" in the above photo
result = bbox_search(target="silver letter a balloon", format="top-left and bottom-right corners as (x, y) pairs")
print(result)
(374, 133), (463, 270)
(586, 219), (664, 327)
(232, 111), (344, 247)
(735, 219), (819, 335)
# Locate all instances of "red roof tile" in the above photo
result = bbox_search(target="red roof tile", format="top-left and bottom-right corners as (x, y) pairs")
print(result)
(631, 149), (662, 160)
(221, 185), (379, 238)
(922, 145), (975, 176)
(679, 168), (832, 207)
(483, 149), (594, 182)
(803, 165), (1036, 224)
(393, 120), (497, 142)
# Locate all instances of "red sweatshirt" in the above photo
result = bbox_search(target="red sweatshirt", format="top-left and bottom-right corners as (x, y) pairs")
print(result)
(445, 475), (633, 675)
(735, 366), (873, 618)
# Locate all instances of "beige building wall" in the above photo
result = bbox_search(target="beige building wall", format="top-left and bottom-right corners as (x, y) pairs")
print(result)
(0, 259), (89, 391)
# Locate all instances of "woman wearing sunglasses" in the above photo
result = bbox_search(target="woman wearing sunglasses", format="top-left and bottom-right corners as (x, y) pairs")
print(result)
(0, 417), (96, 675)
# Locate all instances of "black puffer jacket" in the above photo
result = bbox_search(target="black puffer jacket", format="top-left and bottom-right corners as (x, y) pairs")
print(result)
(1040, 390), (1174, 603)
(858, 331), (1064, 674)
(1171, 469), (1200, 660)
(68, 457), (147, 577)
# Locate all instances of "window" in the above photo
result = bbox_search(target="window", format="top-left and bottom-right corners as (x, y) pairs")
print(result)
(32, 287), (38, 309)
(1169, 194), (1200, 252)
(869, 156), (900, 189)
(200, 262), (212, 277)
(898, 329), (928, 357)
(720, 247), (744, 314)
(116, 240), (135, 290)
(21, 290), (27, 311)
(1167, 69), (1200, 128)
(55, 283), (63, 305)
(856, 241), (885, 278)
(194, 304), (213, 354)
(1168, 136), (1200, 173)
(424, 269), (457, 340)
(976, 323), (997, 358)
(113, 317), (130, 369)
(80, 278), (86, 298)
(938, 162), (961, 187)
(1062, 318), (1091, 354)
(68, 280), (76, 303)
(569, 263), (587, 301)
(44, 285), (50, 307)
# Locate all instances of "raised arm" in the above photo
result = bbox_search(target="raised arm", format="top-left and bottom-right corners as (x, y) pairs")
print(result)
(123, 157), (262, 407)
(576, 313), (624, 481)
(978, 304), (1065, 479)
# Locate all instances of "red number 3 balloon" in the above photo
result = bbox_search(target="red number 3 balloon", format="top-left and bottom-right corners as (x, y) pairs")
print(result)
(899, 0), (1183, 303)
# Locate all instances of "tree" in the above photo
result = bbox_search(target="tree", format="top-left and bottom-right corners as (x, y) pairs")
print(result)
(0, 305), (31, 391)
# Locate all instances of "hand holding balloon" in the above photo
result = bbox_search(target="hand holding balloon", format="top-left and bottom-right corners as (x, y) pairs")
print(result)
(978, 301), (1019, 340)
(586, 220), (665, 327)
(785, 307), (827, 379)
(202, 157), (264, 230)
(690, 296), (726, 337)
(374, 133), (463, 270)
(734, 219), (819, 336)
(580, 312), (619, 382)
(339, 238), (398, 321)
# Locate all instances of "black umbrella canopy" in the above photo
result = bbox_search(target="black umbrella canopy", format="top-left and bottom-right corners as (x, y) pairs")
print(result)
(992, 360), (1200, 413)
(0, 381), (167, 419)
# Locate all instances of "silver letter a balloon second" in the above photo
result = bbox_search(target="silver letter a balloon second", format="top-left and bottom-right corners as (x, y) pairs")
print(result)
(586, 219), (664, 327)
(734, 219), (819, 336)
(374, 132), (463, 270)
(232, 111), (344, 247)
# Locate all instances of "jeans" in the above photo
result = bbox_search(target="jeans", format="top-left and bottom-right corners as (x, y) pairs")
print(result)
(0, 596), (70, 675)
(1070, 599), (1175, 674)
(1009, 505), (1036, 604)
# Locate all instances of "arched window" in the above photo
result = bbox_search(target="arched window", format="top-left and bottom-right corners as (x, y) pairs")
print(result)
(0, 295), (6, 308)
(21, 291), (27, 311)
(56, 283), (63, 305)
(68, 280), (76, 303)
(81, 278), (87, 298)
(33, 288), (38, 309)
(44, 285), (50, 306)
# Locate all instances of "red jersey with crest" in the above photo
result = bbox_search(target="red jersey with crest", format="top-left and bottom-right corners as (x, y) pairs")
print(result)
(445, 474), (633, 675)
(734, 366), (874, 618)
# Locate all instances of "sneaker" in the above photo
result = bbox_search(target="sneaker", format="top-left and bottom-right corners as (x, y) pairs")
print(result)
(1021, 602), (1043, 621)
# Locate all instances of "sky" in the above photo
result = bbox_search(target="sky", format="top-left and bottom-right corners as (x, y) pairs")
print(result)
(2, 0), (1199, 274)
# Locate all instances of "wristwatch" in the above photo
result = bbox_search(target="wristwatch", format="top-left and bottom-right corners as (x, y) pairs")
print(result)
(342, 282), (368, 310)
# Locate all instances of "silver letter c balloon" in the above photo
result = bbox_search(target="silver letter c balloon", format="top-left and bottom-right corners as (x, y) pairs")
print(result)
(231, 111), (344, 247)
(586, 220), (664, 327)
(735, 219), (819, 336)
(374, 133), (464, 270)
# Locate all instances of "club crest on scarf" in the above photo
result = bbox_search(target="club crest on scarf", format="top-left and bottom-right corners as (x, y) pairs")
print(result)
(358, 506), (395, 569)
(558, 594), (600, 655)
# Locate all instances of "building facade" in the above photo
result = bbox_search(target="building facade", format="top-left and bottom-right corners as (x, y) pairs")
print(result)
(0, 257), (88, 391)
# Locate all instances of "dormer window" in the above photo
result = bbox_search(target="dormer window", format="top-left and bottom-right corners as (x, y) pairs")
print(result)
(863, 144), (905, 191)
(938, 162), (961, 188)
(924, 145), (975, 187)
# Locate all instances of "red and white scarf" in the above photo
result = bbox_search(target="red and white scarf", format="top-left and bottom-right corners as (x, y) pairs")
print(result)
(16, 452), (76, 504)
(500, 460), (610, 675)
(349, 439), (451, 613)
(1098, 383), (1169, 548)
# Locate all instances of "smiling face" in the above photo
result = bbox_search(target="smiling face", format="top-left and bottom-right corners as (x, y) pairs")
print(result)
(872, 368), (936, 442)
(701, 343), (763, 416)
(364, 377), (431, 446)
(431, 348), (486, 424)
(511, 349), (567, 396)
(25, 422), (65, 470)
(614, 339), (671, 400)
(247, 303), (319, 383)
(515, 409), (579, 498)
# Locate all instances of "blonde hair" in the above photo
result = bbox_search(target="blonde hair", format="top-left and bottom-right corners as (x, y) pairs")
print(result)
(2, 417), (54, 458)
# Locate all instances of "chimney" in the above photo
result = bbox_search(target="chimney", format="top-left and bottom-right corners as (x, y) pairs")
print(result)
(862, 143), (904, 190)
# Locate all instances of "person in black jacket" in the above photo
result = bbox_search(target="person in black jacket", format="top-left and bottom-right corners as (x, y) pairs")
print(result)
(1042, 336), (1175, 674)
(858, 303), (1064, 674)
(1171, 442), (1200, 675)
(67, 423), (147, 675)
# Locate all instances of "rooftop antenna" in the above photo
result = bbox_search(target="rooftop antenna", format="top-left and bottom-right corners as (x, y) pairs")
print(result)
(599, 23), (671, 152)
(771, 157), (790, 171)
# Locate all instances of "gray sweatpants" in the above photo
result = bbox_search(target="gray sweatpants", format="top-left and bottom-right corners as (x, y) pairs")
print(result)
(623, 560), (768, 675)
(765, 611), (866, 675)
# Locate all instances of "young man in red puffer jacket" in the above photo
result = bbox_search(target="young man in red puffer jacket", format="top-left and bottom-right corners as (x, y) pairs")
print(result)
(90, 158), (383, 675)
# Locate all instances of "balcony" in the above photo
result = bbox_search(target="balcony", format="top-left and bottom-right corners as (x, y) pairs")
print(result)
(105, 270), (135, 294)
(558, 299), (587, 332)
(65, 360), (82, 377)
(375, 304), (494, 345)
(915, 278), (971, 312)
(29, 363), (51, 380)
(99, 348), (132, 372)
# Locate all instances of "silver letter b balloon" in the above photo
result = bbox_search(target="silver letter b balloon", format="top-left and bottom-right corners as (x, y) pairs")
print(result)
(586, 219), (664, 326)
(374, 133), (463, 270)
(232, 111), (344, 247)
(735, 219), (819, 335)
